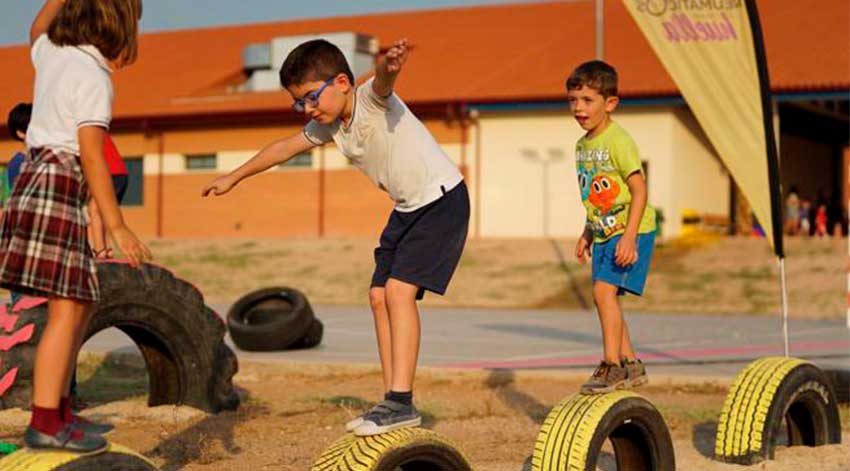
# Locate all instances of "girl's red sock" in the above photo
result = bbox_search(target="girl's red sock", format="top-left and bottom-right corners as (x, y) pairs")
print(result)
(60, 396), (73, 423)
(30, 405), (63, 435)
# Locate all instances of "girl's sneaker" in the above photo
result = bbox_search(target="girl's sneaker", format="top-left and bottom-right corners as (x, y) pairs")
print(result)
(24, 424), (107, 454)
(624, 358), (648, 388)
(353, 400), (421, 436)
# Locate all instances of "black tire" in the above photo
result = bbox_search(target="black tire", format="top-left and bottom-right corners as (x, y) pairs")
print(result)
(532, 391), (675, 471)
(0, 443), (158, 470)
(715, 357), (842, 464)
(0, 261), (240, 413)
(291, 319), (324, 350)
(310, 428), (472, 471)
(227, 287), (315, 351)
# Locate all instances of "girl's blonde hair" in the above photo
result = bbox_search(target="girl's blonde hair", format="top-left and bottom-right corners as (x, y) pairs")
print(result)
(48, 0), (143, 66)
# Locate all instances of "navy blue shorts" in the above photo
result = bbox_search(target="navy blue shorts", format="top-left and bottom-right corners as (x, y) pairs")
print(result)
(592, 231), (655, 296)
(371, 181), (470, 300)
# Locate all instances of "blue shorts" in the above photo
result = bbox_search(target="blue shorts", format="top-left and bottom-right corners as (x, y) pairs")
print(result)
(592, 231), (655, 296)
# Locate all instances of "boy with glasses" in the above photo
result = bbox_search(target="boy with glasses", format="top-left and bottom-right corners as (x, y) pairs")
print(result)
(203, 39), (469, 436)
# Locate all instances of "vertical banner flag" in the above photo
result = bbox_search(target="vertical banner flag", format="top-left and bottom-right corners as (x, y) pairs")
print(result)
(622, 0), (783, 257)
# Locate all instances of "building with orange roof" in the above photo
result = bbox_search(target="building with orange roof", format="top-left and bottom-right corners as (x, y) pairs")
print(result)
(0, 0), (847, 239)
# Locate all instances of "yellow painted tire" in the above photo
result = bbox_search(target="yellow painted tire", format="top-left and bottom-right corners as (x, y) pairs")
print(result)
(715, 356), (842, 464)
(0, 442), (157, 471)
(532, 391), (675, 471)
(310, 428), (472, 471)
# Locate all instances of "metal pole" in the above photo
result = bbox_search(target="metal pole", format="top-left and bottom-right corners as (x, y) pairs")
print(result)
(543, 159), (549, 237)
(779, 257), (789, 356)
(595, 0), (604, 60)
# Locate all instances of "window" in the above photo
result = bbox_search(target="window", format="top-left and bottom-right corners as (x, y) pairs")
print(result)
(122, 157), (143, 206)
(185, 154), (217, 170)
(278, 152), (313, 169)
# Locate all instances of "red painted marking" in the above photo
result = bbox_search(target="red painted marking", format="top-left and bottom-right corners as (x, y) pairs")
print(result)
(0, 311), (18, 333)
(0, 324), (35, 352)
(439, 341), (850, 369)
(0, 367), (18, 396)
(12, 296), (47, 312)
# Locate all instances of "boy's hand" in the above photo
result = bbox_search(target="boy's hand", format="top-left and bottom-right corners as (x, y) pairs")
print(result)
(575, 235), (592, 264)
(109, 225), (152, 268)
(380, 39), (408, 75)
(202, 175), (237, 197)
(615, 235), (638, 267)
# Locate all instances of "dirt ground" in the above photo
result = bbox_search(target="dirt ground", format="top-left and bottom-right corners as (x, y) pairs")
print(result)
(125, 235), (845, 318)
(1, 354), (847, 471)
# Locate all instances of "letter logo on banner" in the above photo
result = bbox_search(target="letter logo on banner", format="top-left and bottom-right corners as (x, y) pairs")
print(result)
(623, 0), (781, 254)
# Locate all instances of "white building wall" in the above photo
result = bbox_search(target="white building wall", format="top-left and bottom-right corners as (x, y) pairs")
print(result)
(669, 108), (730, 237)
(473, 107), (719, 239)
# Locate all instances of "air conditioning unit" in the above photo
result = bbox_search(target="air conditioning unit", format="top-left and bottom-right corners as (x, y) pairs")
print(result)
(242, 32), (378, 93)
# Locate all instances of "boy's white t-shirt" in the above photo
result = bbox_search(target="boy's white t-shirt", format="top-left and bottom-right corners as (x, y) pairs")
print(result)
(303, 78), (463, 212)
(26, 34), (113, 156)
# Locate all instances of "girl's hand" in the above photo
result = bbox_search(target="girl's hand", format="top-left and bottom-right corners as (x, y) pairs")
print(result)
(109, 225), (152, 268)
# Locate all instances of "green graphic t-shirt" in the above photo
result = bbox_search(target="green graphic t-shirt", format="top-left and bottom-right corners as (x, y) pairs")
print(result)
(575, 121), (656, 243)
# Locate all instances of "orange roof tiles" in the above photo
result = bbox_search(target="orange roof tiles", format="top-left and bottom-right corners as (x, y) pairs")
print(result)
(0, 0), (847, 126)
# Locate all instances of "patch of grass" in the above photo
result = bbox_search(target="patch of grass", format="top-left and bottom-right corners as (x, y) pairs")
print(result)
(76, 353), (148, 404)
(317, 395), (374, 411)
(839, 405), (850, 431)
(196, 253), (253, 269)
(732, 266), (774, 280)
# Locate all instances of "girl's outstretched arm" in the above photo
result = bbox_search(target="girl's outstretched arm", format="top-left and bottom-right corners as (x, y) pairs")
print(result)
(30, 0), (64, 45)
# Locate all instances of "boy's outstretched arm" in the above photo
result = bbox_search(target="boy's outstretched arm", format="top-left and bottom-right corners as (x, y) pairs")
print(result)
(202, 133), (315, 197)
(372, 38), (409, 98)
(30, 0), (64, 45)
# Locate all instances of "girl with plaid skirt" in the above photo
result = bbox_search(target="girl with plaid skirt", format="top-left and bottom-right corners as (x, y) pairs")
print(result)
(0, 0), (150, 454)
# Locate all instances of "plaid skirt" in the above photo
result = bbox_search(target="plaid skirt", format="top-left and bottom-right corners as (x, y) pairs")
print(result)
(0, 147), (99, 302)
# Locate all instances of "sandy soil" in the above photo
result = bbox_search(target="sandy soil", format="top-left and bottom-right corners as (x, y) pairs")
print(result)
(1, 355), (847, 471)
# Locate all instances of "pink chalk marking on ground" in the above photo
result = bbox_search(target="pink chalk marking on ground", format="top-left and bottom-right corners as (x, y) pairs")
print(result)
(439, 341), (850, 370)
(0, 323), (35, 352)
(0, 367), (19, 396)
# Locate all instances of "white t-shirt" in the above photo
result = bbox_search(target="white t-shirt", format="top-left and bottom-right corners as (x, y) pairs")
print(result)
(26, 34), (113, 156)
(303, 78), (463, 212)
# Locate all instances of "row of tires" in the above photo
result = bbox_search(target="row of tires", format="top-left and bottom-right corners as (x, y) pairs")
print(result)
(306, 356), (842, 471)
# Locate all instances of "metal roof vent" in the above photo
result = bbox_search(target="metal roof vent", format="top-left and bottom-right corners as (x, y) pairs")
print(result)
(243, 32), (378, 93)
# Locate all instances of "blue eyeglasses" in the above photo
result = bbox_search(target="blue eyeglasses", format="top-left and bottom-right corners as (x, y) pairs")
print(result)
(293, 78), (335, 113)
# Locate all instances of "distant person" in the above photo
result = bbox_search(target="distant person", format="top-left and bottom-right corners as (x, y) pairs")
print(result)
(202, 38), (469, 435)
(799, 198), (811, 236)
(566, 61), (657, 394)
(784, 185), (800, 235)
(3, 103), (32, 308)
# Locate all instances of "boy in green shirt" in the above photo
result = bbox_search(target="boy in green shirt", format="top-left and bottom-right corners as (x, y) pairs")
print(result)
(567, 61), (657, 394)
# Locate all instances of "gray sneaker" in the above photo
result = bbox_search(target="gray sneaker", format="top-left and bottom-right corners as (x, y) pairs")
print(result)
(24, 424), (107, 454)
(353, 400), (422, 436)
(623, 358), (648, 388)
(344, 415), (364, 432)
(580, 361), (628, 394)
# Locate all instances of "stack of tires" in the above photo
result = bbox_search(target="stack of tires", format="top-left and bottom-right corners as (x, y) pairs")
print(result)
(227, 287), (323, 351)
